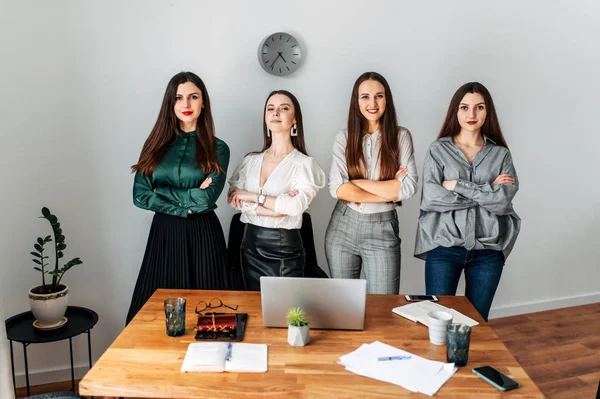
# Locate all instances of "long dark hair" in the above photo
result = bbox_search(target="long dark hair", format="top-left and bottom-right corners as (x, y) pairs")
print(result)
(132, 71), (223, 175)
(346, 72), (399, 180)
(255, 90), (308, 156)
(438, 82), (508, 148)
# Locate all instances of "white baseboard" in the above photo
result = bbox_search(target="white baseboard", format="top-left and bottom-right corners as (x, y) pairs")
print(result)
(13, 363), (89, 389)
(489, 291), (600, 319)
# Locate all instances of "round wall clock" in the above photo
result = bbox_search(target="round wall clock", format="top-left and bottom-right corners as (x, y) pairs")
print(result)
(258, 32), (302, 77)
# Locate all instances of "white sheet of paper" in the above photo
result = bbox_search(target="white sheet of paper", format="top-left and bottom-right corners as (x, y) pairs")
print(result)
(339, 341), (456, 395)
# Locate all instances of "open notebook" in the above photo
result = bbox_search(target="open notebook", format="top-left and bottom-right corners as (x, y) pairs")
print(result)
(392, 300), (479, 327)
(181, 342), (268, 373)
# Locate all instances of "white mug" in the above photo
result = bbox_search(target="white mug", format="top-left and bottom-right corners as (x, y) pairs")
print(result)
(428, 311), (453, 345)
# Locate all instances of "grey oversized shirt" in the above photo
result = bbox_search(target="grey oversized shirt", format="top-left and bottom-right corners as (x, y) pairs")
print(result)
(414, 137), (521, 260)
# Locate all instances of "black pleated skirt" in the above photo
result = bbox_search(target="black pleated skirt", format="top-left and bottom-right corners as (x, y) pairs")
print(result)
(126, 211), (229, 324)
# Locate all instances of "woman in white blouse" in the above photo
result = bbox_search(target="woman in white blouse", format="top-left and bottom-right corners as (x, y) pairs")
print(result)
(325, 72), (418, 294)
(228, 90), (325, 291)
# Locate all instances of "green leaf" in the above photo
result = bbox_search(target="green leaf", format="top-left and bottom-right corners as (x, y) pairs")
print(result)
(57, 243), (66, 250)
(56, 235), (65, 242)
(34, 244), (43, 252)
(33, 267), (43, 272)
(32, 259), (42, 265)
(286, 307), (308, 326)
(58, 251), (64, 258)
(37, 237), (44, 246)
(61, 258), (83, 273)
(41, 207), (51, 218)
(30, 252), (42, 258)
(49, 215), (58, 224)
(44, 235), (52, 242)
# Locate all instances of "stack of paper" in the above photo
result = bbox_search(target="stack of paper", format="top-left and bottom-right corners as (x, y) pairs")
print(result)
(392, 301), (479, 327)
(338, 341), (456, 396)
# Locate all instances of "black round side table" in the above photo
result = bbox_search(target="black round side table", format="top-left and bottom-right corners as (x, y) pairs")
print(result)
(4, 306), (98, 397)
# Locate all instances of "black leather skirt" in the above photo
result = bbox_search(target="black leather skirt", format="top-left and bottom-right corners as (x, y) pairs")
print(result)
(240, 224), (305, 291)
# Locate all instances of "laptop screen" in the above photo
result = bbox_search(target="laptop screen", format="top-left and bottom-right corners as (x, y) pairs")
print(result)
(260, 277), (367, 330)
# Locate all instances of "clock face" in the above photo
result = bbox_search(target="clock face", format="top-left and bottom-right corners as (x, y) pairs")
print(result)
(258, 32), (302, 77)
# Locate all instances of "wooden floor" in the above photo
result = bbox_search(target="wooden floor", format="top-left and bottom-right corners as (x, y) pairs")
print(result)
(14, 303), (600, 399)
(490, 302), (600, 399)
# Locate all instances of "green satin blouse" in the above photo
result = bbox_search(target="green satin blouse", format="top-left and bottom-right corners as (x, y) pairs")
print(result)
(133, 131), (230, 218)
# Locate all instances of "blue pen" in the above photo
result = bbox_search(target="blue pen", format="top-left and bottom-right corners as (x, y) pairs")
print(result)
(225, 342), (232, 361)
(377, 355), (412, 361)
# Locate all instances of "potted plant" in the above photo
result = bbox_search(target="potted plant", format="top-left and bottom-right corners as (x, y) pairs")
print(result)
(28, 207), (82, 327)
(286, 307), (310, 347)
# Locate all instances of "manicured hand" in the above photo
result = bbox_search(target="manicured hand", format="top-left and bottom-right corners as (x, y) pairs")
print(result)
(395, 167), (408, 179)
(228, 188), (254, 209)
(442, 180), (457, 191)
(492, 174), (515, 185)
(287, 189), (299, 197)
(199, 177), (212, 189)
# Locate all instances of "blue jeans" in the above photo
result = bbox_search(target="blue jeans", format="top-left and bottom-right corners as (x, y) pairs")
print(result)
(425, 246), (504, 321)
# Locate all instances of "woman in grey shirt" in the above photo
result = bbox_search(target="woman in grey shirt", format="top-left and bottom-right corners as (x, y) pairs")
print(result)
(326, 72), (418, 294)
(415, 82), (520, 321)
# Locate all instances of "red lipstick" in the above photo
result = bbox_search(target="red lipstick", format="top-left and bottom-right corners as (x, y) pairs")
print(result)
(182, 111), (193, 116)
(467, 121), (477, 125)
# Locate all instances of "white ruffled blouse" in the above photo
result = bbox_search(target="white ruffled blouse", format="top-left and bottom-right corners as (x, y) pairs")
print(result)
(228, 149), (326, 229)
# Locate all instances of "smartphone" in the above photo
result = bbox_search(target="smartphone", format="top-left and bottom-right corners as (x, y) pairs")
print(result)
(405, 295), (438, 302)
(472, 366), (520, 391)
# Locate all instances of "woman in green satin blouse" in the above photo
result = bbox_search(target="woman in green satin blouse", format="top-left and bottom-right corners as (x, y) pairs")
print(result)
(126, 71), (231, 324)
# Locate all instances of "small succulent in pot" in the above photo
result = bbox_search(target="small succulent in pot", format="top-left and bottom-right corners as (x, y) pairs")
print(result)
(286, 307), (310, 346)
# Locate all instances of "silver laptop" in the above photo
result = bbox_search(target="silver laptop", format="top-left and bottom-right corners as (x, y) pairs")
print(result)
(260, 277), (367, 330)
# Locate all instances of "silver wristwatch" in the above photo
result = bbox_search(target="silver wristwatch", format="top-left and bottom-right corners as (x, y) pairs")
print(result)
(257, 194), (266, 206)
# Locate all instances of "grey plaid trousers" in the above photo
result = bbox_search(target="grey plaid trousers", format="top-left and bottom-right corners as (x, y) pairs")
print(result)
(325, 201), (401, 294)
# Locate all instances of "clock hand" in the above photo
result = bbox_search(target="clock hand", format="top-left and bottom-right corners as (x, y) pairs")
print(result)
(270, 53), (282, 68)
(278, 52), (287, 63)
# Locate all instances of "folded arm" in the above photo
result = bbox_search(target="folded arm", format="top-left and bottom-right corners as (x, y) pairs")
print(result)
(272, 158), (326, 216)
(328, 131), (390, 203)
(154, 141), (230, 212)
(232, 158), (326, 217)
(350, 179), (401, 202)
(420, 149), (476, 213)
(451, 152), (519, 215)
(132, 172), (188, 218)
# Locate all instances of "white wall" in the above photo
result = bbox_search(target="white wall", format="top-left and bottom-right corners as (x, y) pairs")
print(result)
(1, 0), (598, 385)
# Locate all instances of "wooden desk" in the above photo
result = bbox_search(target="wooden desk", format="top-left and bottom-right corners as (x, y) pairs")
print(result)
(80, 289), (543, 398)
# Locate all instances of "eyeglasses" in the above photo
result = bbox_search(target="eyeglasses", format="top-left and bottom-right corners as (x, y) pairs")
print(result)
(195, 297), (239, 314)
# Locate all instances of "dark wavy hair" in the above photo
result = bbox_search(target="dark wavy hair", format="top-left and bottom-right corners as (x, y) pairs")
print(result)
(132, 71), (223, 175)
(438, 82), (508, 148)
(346, 72), (399, 180)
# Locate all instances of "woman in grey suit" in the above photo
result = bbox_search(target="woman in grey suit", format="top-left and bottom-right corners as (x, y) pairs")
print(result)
(415, 82), (520, 321)
(325, 72), (418, 294)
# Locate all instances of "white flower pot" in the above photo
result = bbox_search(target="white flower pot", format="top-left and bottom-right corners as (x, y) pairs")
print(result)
(288, 325), (310, 347)
(28, 284), (68, 327)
